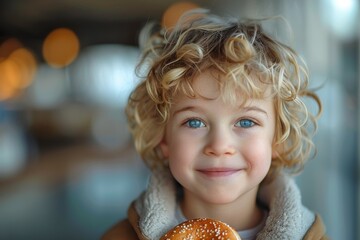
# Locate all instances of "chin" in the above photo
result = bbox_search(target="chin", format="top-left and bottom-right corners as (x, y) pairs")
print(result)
(202, 195), (239, 205)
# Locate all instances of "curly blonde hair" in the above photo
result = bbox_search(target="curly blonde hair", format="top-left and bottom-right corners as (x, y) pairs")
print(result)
(126, 10), (322, 180)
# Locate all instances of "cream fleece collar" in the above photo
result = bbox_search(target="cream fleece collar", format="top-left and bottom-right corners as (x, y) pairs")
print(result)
(135, 167), (315, 240)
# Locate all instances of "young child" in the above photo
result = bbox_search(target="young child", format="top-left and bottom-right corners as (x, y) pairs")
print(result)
(102, 9), (327, 240)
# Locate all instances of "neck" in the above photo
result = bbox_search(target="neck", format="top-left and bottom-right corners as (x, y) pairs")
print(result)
(180, 186), (263, 231)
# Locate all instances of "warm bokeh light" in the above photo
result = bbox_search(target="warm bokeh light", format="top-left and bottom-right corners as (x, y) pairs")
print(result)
(42, 28), (80, 68)
(0, 47), (37, 101)
(0, 59), (20, 100)
(162, 1), (200, 30)
(0, 38), (23, 59)
(9, 48), (37, 88)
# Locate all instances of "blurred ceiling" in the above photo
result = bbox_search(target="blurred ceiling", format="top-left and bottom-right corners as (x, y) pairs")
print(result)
(0, 0), (215, 49)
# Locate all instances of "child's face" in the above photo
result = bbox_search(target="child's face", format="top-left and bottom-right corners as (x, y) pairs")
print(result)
(160, 70), (276, 205)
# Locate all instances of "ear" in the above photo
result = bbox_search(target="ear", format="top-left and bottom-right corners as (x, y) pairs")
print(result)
(272, 149), (279, 159)
(272, 142), (283, 159)
(159, 139), (169, 158)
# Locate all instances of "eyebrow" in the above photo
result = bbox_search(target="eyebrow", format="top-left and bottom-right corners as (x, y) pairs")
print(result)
(173, 106), (197, 116)
(241, 106), (269, 117)
(173, 105), (269, 117)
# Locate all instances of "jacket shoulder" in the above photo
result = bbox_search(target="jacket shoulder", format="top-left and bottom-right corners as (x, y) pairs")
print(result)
(101, 219), (139, 240)
(303, 214), (328, 240)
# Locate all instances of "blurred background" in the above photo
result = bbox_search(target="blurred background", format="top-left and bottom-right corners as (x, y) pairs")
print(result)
(0, 0), (358, 239)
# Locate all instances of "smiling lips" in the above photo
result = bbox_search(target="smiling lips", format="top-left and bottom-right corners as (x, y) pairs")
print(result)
(197, 168), (241, 177)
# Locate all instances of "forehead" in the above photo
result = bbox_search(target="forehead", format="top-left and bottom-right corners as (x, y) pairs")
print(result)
(191, 69), (221, 99)
(171, 67), (274, 111)
(179, 68), (273, 104)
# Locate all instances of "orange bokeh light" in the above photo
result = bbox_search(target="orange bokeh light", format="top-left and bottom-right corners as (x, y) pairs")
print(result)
(162, 1), (200, 30)
(0, 38), (23, 59)
(0, 59), (21, 100)
(10, 48), (37, 88)
(42, 28), (80, 68)
(0, 45), (37, 101)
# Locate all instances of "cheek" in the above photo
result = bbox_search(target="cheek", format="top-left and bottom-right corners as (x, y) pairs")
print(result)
(167, 133), (203, 178)
(167, 138), (194, 184)
(163, 131), (197, 163)
(243, 137), (272, 172)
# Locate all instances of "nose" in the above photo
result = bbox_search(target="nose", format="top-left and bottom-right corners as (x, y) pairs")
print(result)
(203, 127), (236, 157)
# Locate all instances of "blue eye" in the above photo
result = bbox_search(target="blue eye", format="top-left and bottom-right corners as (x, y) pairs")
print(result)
(185, 119), (205, 128)
(236, 119), (255, 128)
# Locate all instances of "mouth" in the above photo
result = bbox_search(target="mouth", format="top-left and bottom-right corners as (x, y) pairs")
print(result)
(196, 168), (241, 177)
